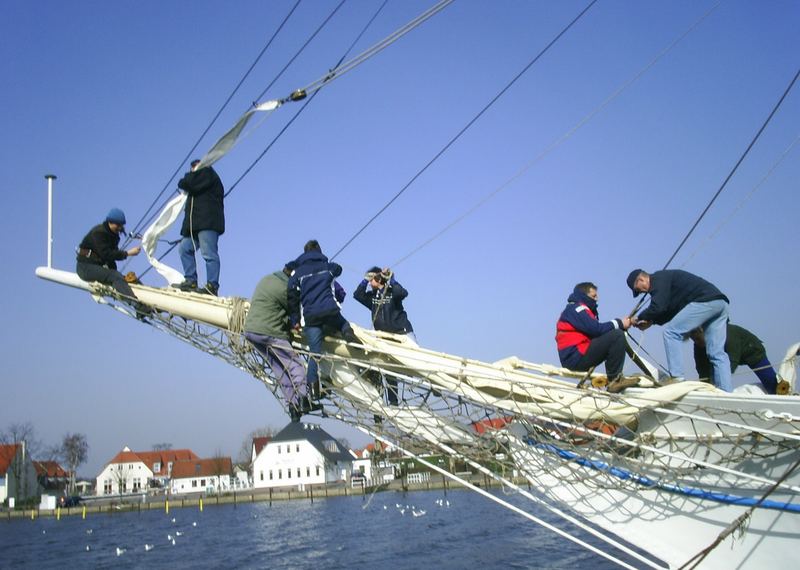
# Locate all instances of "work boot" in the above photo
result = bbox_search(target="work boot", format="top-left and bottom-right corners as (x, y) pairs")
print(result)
(607, 375), (640, 394)
(201, 283), (218, 296)
(173, 280), (198, 292)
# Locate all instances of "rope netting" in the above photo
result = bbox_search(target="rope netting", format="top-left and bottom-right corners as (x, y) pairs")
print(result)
(90, 284), (800, 510)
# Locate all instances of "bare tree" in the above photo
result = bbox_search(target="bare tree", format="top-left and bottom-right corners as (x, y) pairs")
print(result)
(151, 442), (173, 451)
(0, 422), (41, 504)
(237, 426), (276, 470)
(61, 433), (89, 495)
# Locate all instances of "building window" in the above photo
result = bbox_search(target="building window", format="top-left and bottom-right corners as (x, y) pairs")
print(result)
(192, 480), (197, 488)
(269, 470), (273, 480)
(260, 471), (264, 481)
(153, 462), (161, 473)
(278, 446), (281, 454)
(168, 462), (173, 475)
(286, 445), (290, 453)
(133, 477), (141, 491)
(103, 480), (112, 494)
(306, 467), (310, 477)
(316, 466), (320, 476)
(201, 479), (206, 487)
(278, 469), (282, 479)
(296, 468), (301, 478)
(296, 444), (300, 452)
(287, 469), (291, 479)
(121, 481), (127, 493)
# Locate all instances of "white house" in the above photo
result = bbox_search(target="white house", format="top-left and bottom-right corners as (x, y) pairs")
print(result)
(252, 422), (353, 489)
(0, 443), (39, 506)
(169, 457), (232, 495)
(95, 447), (199, 496)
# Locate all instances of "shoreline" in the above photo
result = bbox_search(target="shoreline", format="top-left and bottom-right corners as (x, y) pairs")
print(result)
(2, 472), (516, 522)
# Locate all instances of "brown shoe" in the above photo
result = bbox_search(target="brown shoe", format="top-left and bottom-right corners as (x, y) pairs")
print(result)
(607, 376), (639, 394)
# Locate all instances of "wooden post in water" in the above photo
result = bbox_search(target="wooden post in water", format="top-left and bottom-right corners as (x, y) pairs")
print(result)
(309, 485), (314, 504)
(269, 488), (272, 507)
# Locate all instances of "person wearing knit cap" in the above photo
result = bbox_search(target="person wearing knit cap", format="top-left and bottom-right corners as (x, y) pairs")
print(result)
(76, 208), (148, 317)
(627, 268), (732, 391)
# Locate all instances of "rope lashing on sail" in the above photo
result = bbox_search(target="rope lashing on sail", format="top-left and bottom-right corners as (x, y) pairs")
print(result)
(330, 0), (600, 261)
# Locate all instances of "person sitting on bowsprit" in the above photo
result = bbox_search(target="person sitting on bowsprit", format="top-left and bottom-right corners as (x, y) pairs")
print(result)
(555, 282), (636, 393)
(76, 208), (149, 319)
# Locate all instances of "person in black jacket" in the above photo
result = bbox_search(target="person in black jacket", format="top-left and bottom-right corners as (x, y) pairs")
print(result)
(627, 268), (732, 391)
(354, 267), (416, 404)
(76, 208), (147, 315)
(287, 240), (358, 392)
(690, 323), (779, 394)
(174, 159), (225, 295)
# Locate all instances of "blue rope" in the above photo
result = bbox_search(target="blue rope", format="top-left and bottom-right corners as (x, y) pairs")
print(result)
(529, 440), (800, 513)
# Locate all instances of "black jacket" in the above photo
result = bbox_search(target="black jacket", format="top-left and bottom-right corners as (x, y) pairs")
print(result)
(638, 270), (728, 325)
(353, 278), (414, 334)
(179, 166), (225, 237)
(76, 222), (128, 269)
(694, 324), (767, 377)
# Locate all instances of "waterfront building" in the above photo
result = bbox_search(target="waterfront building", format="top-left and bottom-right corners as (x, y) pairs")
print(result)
(95, 447), (199, 496)
(169, 457), (233, 495)
(252, 423), (353, 489)
(33, 460), (68, 492)
(0, 443), (39, 506)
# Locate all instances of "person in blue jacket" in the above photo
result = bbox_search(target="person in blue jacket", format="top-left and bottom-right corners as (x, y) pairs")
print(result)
(287, 240), (358, 392)
(556, 282), (635, 393)
(628, 268), (732, 391)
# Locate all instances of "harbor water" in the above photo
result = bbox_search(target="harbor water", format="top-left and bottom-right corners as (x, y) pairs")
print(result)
(0, 488), (643, 569)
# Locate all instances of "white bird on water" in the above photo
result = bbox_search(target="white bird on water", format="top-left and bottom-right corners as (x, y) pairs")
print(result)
(412, 509), (427, 517)
(86, 529), (93, 535)
(167, 534), (173, 541)
(144, 544), (154, 551)
(171, 517), (176, 523)
(192, 521), (197, 527)
(85, 545), (90, 552)
(116, 547), (126, 556)
(175, 531), (184, 537)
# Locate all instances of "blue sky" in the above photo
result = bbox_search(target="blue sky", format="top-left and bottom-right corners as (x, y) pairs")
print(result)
(3, 0), (798, 477)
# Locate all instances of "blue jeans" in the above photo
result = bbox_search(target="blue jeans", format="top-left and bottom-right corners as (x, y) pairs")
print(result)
(179, 230), (220, 286)
(664, 300), (732, 391)
(304, 313), (354, 386)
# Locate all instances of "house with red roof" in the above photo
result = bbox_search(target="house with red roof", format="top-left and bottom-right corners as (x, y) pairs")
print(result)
(169, 457), (233, 495)
(33, 460), (69, 491)
(95, 446), (199, 496)
(1, 443), (39, 506)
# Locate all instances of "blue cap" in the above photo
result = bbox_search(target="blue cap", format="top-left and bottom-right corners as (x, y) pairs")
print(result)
(106, 208), (126, 225)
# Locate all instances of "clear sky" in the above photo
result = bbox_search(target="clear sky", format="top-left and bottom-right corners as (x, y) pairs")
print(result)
(2, 0), (798, 478)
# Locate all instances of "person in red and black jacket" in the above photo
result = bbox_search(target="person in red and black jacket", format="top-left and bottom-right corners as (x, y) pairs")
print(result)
(556, 282), (634, 391)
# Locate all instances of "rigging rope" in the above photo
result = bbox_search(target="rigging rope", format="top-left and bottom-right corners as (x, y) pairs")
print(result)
(661, 66), (800, 269)
(389, 1), (721, 268)
(124, 0), (304, 246)
(329, 0), (600, 261)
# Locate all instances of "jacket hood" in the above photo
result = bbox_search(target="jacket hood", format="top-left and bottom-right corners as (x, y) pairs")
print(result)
(567, 288), (598, 313)
(294, 250), (328, 266)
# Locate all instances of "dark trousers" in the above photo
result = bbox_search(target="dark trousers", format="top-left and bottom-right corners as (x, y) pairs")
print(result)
(573, 329), (626, 378)
(304, 313), (356, 385)
(76, 262), (136, 301)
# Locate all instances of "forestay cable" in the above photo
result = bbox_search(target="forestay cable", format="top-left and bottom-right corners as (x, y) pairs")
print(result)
(330, 0), (600, 261)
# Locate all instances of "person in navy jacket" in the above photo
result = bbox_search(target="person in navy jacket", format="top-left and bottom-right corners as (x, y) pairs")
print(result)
(287, 240), (358, 393)
(556, 282), (634, 392)
(628, 268), (731, 391)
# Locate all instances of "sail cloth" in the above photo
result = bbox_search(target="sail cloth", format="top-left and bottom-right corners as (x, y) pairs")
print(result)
(142, 100), (282, 285)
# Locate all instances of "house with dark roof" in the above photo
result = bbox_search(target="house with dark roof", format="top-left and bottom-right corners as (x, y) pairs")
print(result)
(169, 457), (233, 495)
(252, 422), (354, 489)
(0, 443), (39, 506)
(95, 446), (200, 496)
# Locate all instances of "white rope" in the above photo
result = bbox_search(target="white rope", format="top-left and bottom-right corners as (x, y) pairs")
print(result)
(358, 426), (651, 570)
